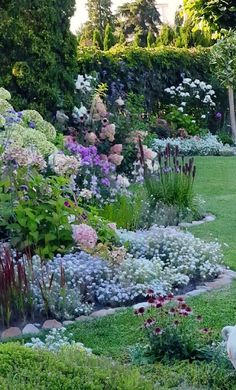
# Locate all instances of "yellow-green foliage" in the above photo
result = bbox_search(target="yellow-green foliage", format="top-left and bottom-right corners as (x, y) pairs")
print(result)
(0, 343), (152, 389)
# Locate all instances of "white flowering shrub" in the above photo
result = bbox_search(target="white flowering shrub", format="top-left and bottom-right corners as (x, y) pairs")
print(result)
(152, 134), (234, 156)
(25, 327), (92, 354)
(118, 225), (223, 283)
(164, 78), (217, 126)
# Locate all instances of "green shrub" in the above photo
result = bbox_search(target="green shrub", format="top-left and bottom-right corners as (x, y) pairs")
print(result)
(0, 1), (77, 118)
(0, 343), (152, 389)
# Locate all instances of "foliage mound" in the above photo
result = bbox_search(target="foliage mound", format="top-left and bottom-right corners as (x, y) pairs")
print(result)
(0, 343), (152, 389)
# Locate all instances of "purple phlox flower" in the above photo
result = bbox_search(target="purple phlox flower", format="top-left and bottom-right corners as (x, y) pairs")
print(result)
(29, 121), (36, 128)
(215, 112), (222, 120)
(101, 178), (110, 187)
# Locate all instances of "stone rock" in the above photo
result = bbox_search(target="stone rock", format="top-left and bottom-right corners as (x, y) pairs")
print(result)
(62, 320), (74, 326)
(1, 327), (21, 339)
(185, 288), (210, 297)
(33, 323), (41, 328)
(133, 302), (150, 310)
(204, 215), (216, 222)
(42, 319), (62, 329)
(75, 315), (94, 322)
(22, 324), (40, 335)
(191, 220), (204, 226)
(90, 308), (116, 318)
(178, 222), (192, 228)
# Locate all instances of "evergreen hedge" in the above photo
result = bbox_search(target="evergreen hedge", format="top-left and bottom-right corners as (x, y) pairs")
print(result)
(78, 46), (227, 113)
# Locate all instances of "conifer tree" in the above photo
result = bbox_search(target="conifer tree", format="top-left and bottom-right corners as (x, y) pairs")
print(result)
(0, 0), (77, 116)
(86, 0), (113, 39)
(104, 24), (115, 50)
(93, 29), (103, 49)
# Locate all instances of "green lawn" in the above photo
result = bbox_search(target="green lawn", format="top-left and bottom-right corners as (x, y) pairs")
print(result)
(62, 283), (236, 389)
(192, 156), (236, 270)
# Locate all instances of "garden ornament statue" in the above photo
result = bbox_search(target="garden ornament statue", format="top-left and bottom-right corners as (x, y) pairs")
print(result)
(222, 326), (236, 369)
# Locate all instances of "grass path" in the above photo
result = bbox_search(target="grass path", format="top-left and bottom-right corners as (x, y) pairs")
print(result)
(192, 156), (236, 269)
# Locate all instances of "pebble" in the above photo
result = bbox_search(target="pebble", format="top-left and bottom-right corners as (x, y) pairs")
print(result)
(1, 327), (22, 339)
(90, 308), (117, 318)
(62, 320), (74, 326)
(22, 324), (40, 335)
(42, 319), (62, 329)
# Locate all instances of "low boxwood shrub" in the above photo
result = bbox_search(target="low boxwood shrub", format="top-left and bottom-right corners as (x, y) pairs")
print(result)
(0, 343), (152, 389)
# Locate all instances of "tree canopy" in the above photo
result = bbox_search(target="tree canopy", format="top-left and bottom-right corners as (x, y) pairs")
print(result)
(184, 0), (236, 31)
(117, 0), (161, 46)
(85, 0), (113, 40)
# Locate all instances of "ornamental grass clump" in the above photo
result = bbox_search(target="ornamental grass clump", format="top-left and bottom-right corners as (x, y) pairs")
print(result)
(135, 291), (212, 362)
(0, 245), (33, 326)
(144, 144), (196, 211)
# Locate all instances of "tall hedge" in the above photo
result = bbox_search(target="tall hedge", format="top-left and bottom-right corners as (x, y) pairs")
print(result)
(77, 46), (227, 113)
(0, 0), (77, 118)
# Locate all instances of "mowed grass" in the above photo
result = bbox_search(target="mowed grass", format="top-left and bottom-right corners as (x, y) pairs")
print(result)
(66, 282), (236, 360)
(191, 156), (236, 270)
(61, 283), (236, 389)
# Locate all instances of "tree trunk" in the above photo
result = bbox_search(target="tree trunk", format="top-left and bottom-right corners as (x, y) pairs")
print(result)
(228, 86), (236, 142)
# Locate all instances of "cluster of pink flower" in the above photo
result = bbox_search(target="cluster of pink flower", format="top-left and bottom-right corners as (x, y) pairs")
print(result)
(108, 143), (123, 166)
(72, 223), (98, 250)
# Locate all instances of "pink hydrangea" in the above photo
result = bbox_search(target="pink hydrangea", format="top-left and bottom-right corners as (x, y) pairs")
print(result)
(110, 144), (122, 154)
(85, 132), (97, 145)
(143, 146), (157, 160)
(99, 124), (116, 142)
(72, 224), (98, 249)
(108, 153), (123, 166)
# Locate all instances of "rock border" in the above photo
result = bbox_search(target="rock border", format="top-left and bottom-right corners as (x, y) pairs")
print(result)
(178, 214), (216, 229)
(1, 268), (235, 340)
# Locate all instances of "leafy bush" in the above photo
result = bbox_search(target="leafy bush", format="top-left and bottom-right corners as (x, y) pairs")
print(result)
(0, 343), (152, 389)
(152, 134), (234, 156)
(77, 46), (227, 116)
(164, 106), (205, 136)
(135, 292), (212, 362)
